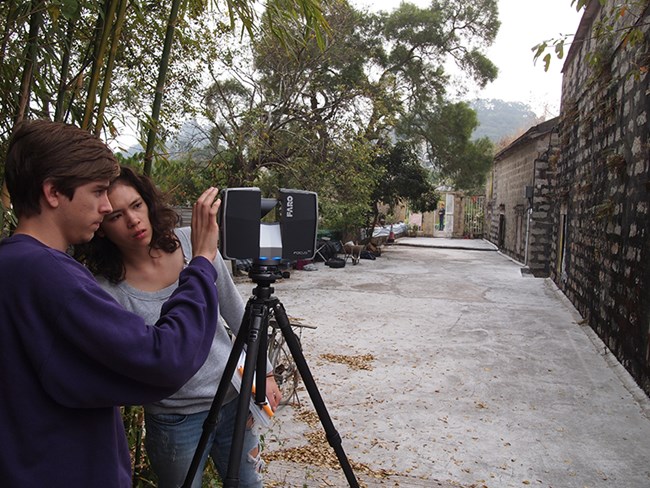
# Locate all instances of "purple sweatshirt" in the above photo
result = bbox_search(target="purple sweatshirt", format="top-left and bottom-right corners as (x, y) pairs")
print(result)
(0, 234), (218, 487)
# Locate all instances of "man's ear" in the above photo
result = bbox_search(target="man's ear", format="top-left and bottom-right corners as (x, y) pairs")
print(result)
(42, 181), (61, 209)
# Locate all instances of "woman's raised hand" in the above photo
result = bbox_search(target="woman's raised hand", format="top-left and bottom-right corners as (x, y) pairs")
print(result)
(191, 187), (221, 262)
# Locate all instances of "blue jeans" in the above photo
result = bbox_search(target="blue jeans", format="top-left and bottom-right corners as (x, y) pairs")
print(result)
(144, 398), (264, 488)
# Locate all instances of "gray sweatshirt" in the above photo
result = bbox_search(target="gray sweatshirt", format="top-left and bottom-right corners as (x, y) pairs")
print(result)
(97, 227), (253, 414)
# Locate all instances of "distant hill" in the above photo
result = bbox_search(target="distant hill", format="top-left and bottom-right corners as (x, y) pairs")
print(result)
(470, 99), (540, 143)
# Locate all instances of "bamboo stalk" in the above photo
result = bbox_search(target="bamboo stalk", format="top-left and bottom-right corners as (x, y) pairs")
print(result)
(16, 0), (45, 124)
(81, 0), (119, 131)
(143, 0), (182, 176)
(95, 0), (128, 136)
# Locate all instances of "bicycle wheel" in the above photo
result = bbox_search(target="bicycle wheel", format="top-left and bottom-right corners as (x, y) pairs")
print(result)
(267, 331), (300, 405)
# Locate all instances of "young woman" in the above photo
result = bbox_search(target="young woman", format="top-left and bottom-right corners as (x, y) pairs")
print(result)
(76, 166), (281, 488)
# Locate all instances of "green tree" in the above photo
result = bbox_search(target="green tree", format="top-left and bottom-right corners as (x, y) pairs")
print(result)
(365, 0), (499, 138)
(368, 141), (439, 230)
(193, 0), (499, 233)
(402, 100), (494, 191)
(0, 0), (329, 169)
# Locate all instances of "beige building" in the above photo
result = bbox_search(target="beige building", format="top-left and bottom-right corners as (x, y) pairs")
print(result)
(485, 117), (559, 276)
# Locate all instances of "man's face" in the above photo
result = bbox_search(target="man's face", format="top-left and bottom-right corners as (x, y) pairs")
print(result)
(57, 180), (113, 245)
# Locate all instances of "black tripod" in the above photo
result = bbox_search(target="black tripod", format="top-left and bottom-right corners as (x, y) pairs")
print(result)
(182, 260), (359, 488)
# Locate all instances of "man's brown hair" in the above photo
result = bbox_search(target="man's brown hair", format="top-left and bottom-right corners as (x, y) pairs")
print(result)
(5, 119), (120, 218)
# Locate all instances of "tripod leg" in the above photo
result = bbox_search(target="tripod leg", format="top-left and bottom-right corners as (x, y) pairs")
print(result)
(272, 301), (360, 488)
(182, 304), (251, 488)
(255, 319), (268, 405)
(223, 301), (268, 488)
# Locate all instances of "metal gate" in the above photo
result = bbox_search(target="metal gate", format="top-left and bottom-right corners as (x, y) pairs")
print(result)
(463, 195), (485, 238)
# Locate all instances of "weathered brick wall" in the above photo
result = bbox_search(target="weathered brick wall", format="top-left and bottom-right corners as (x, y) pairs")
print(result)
(486, 144), (532, 263)
(485, 122), (557, 275)
(528, 144), (558, 277)
(552, 1), (650, 395)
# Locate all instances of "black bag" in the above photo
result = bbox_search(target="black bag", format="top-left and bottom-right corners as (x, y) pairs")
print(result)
(325, 257), (346, 268)
(315, 239), (339, 262)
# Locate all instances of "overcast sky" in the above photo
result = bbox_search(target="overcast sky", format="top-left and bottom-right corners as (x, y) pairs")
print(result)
(352, 0), (584, 117)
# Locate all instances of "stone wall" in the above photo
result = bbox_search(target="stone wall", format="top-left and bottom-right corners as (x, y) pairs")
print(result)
(485, 119), (558, 275)
(552, 1), (650, 395)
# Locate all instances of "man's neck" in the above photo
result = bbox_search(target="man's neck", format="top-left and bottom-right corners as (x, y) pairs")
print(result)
(14, 219), (67, 252)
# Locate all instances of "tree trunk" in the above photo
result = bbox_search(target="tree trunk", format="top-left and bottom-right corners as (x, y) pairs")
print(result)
(82, 0), (119, 131)
(54, 16), (76, 122)
(95, 0), (128, 136)
(16, 0), (45, 124)
(143, 0), (182, 176)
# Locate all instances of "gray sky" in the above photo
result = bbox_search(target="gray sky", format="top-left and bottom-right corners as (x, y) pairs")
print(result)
(353, 0), (583, 117)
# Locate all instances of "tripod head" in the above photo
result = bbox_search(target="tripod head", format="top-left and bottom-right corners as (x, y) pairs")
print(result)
(248, 258), (283, 292)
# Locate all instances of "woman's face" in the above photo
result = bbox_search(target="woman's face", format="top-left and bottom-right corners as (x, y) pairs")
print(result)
(99, 181), (152, 251)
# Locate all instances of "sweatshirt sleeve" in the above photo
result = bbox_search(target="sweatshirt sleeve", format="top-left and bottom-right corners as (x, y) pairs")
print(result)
(174, 227), (270, 373)
(177, 226), (245, 332)
(36, 255), (219, 408)
(213, 251), (246, 332)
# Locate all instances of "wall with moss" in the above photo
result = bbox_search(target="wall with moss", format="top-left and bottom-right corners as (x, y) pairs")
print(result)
(552, 1), (650, 395)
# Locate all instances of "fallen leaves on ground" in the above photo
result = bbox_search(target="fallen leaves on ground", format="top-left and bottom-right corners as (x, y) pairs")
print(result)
(263, 406), (476, 487)
(295, 409), (320, 428)
(320, 353), (375, 370)
(264, 429), (398, 480)
(263, 407), (399, 484)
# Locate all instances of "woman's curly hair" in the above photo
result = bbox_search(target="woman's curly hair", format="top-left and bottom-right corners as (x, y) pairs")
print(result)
(74, 166), (180, 283)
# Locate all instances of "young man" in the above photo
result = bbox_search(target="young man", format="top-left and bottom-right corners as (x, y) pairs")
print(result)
(0, 119), (222, 487)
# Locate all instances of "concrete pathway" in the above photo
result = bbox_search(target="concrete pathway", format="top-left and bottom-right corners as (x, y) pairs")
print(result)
(235, 238), (650, 488)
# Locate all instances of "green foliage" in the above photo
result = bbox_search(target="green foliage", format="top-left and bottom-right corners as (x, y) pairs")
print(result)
(122, 406), (155, 487)
(311, 144), (378, 236)
(116, 150), (229, 206)
(532, 36), (569, 72)
(451, 136), (494, 193)
(0, 0), (330, 170)
(190, 0), (500, 233)
(122, 406), (223, 487)
(400, 100), (494, 191)
(0, 200), (16, 238)
(0, 1), (226, 143)
(370, 141), (439, 217)
(1, 0), (497, 231)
